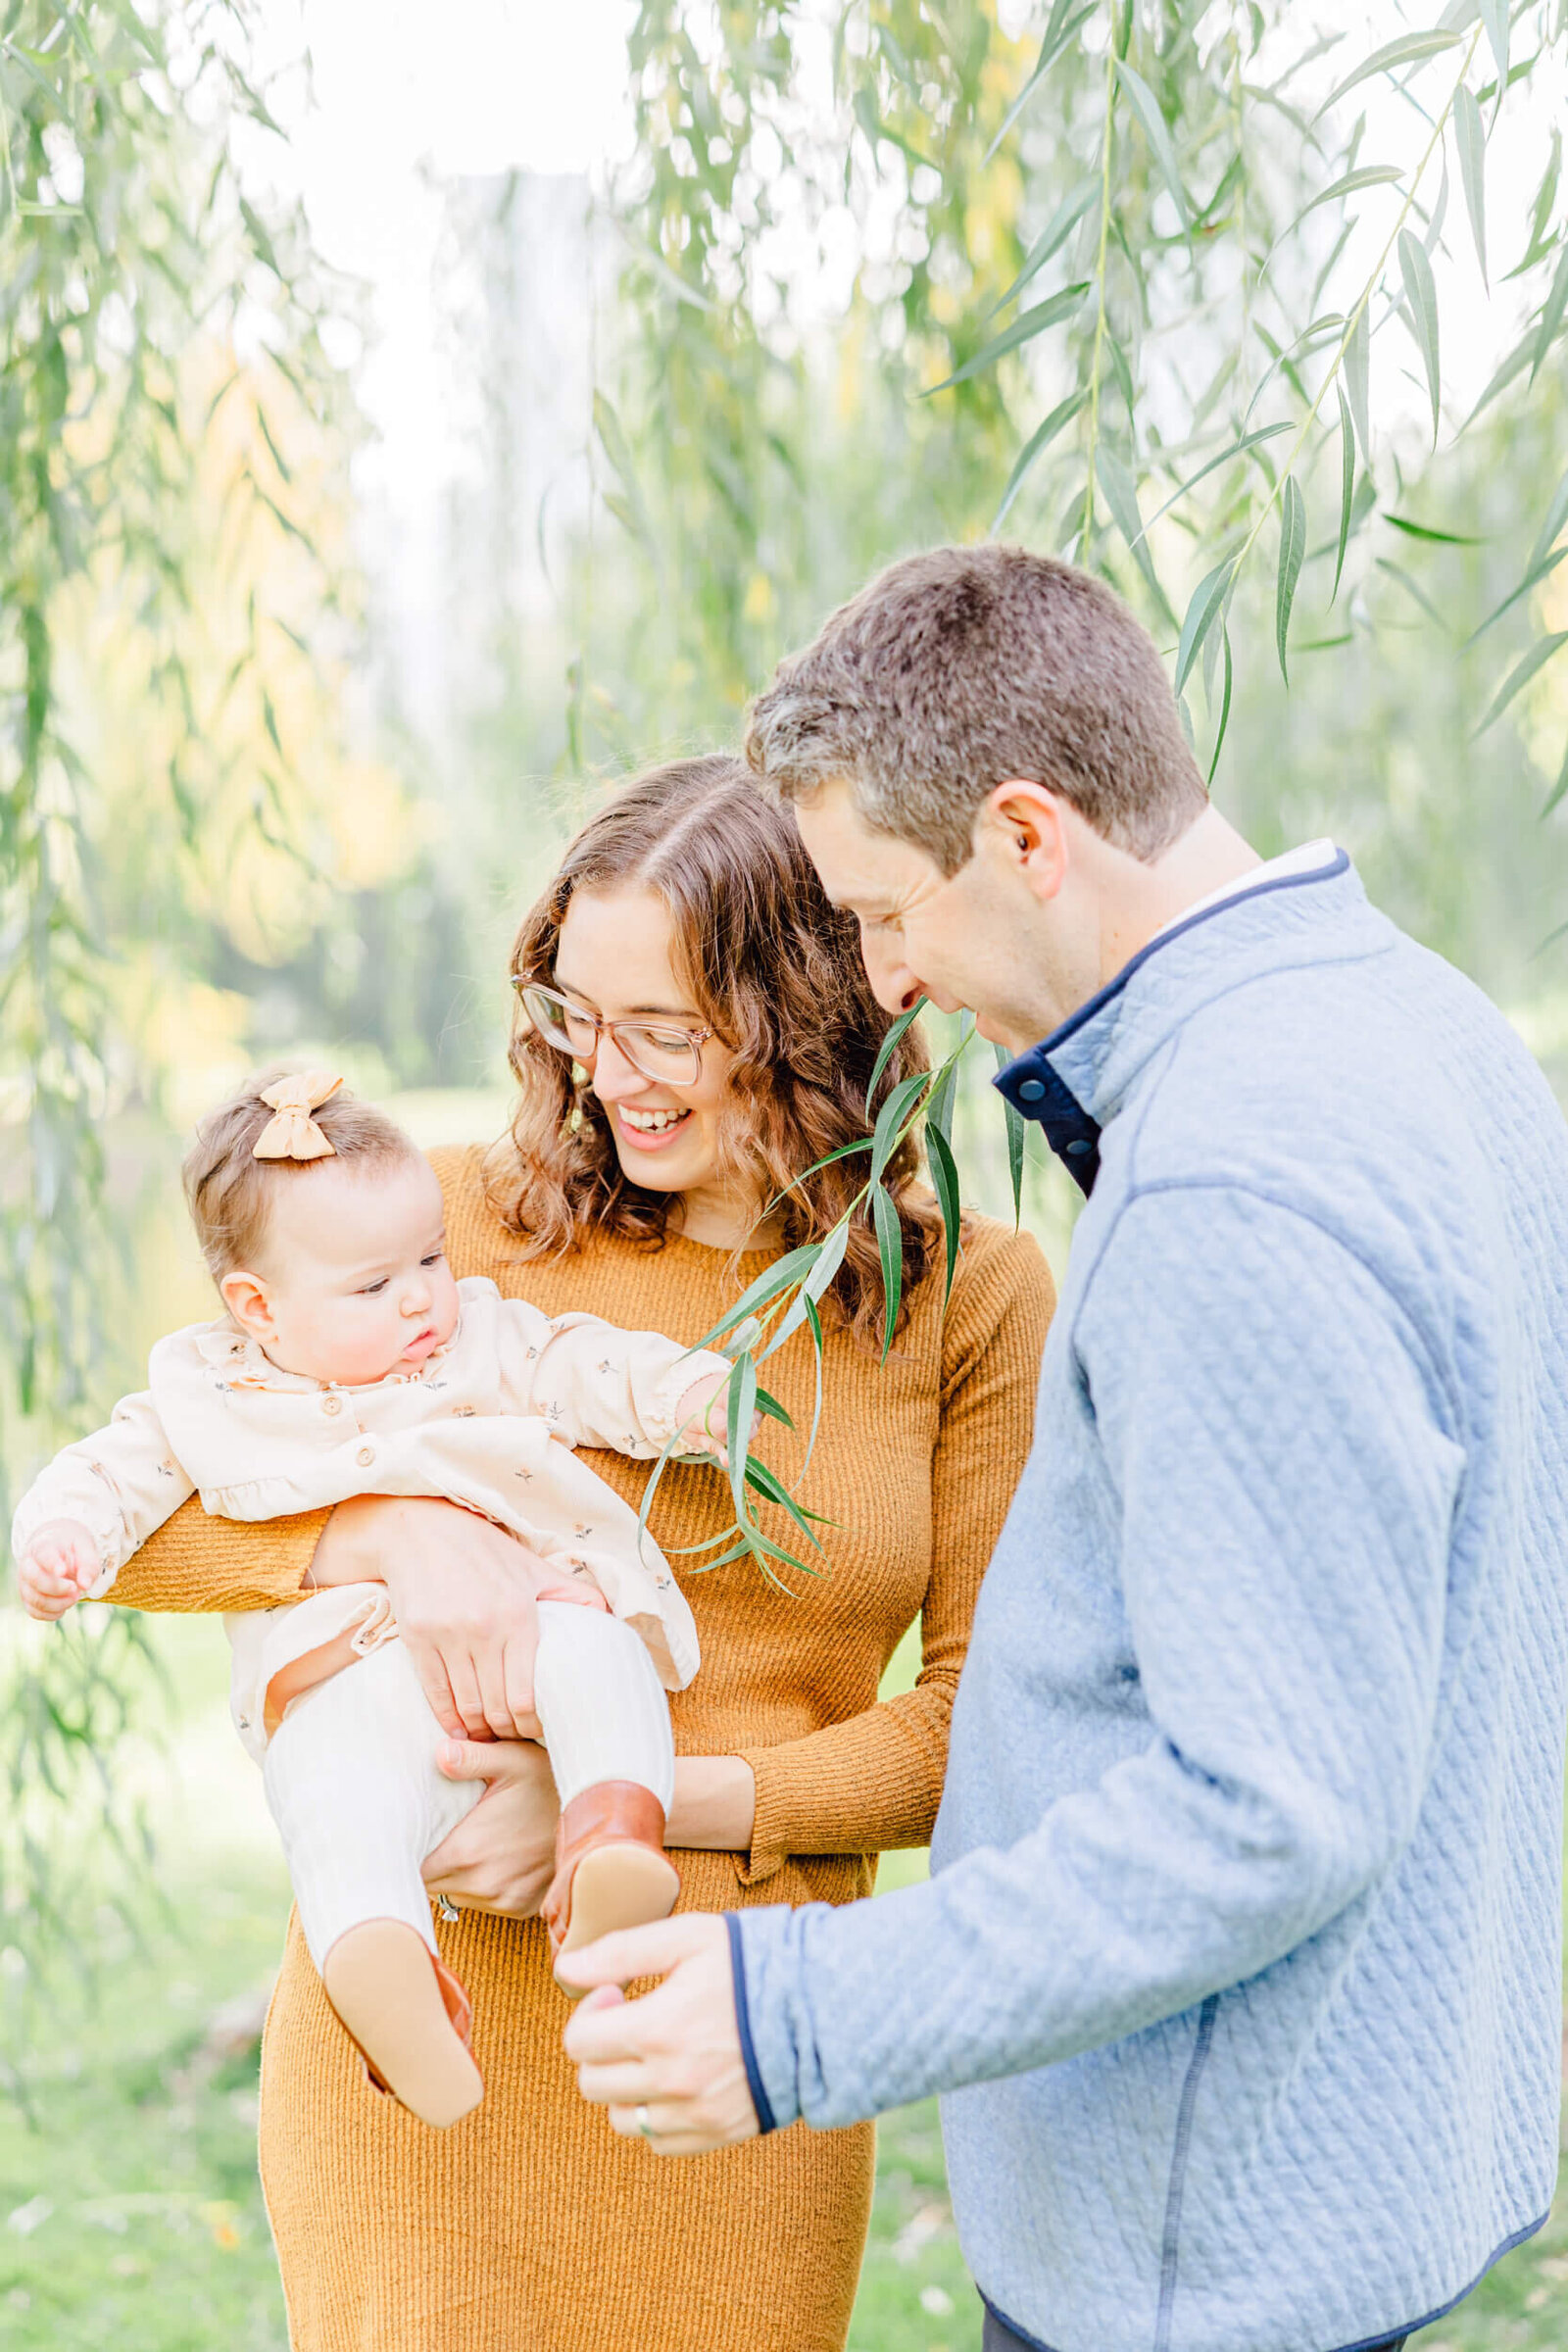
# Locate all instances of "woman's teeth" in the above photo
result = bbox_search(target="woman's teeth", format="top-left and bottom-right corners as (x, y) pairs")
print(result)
(620, 1107), (688, 1132)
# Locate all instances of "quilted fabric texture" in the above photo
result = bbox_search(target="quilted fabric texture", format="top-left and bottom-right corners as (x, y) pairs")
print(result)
(734, 860), (1568, 2352)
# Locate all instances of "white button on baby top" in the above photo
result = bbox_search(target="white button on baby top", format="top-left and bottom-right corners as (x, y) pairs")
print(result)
(356, 1446), (374, 1467)
(322, 1396), (342, 1416)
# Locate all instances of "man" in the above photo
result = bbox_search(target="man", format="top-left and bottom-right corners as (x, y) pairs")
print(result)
(560, 545), (1568, 2352)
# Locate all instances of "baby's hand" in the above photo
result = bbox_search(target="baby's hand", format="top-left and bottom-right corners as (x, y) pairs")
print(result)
(17, 1519), (100, 1621)
(674, 1370), (760, 1467)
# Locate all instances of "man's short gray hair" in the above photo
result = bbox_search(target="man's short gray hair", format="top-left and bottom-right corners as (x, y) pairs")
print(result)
(745, 543), (1208, 874)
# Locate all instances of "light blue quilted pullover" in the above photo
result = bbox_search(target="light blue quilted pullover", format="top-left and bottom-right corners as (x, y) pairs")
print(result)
(729, 856), (1568, 2352)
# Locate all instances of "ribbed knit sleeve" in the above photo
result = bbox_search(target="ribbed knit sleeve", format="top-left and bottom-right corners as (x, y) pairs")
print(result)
(736, 1222), (1053, 1881)
(95, 1492), (326, 1613)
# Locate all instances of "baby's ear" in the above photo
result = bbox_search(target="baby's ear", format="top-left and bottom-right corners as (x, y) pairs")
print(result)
(220, 1266), (273, 1339)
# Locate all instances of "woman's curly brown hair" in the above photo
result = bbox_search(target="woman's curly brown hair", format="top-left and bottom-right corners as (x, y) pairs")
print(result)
(486, 753), (939, 1347)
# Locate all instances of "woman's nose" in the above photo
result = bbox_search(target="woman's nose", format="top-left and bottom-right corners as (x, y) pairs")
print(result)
(587, 1031), (647, 1097)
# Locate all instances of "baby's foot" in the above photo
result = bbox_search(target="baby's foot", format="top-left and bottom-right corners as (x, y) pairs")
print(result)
(321, 1921), (482, 2129)
(545, 1783), (680, 1990)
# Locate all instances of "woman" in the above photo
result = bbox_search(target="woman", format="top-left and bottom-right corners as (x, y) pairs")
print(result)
(106, 755), (1054, 2352)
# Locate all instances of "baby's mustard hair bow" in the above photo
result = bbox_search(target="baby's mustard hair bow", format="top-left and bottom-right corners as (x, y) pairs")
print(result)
(252, 1072), (343, 1161)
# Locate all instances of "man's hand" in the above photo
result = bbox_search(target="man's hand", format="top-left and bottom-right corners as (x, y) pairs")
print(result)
(17, 1519), (99, 1621)
(308, 1494), (561, 1741)
(559, 1914), (761, 2157)
(423, 1737), (560, 1916)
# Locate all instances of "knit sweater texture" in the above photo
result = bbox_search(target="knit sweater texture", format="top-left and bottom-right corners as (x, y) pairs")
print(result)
(735, 859), (1568, 2352)
(101, 1147), (1052, 2352)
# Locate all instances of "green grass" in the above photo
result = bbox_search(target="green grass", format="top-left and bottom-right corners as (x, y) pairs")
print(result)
(4, 1617), (1567, 2350)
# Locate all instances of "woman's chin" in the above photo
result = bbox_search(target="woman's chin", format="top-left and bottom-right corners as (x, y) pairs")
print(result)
(612, 1141), (689, 1192)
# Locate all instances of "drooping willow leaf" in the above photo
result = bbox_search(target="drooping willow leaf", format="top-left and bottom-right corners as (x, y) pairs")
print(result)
(1386, 516), (1483, 545)
(761, 1218), (853, 1363)
(991, 1042), (1026, 1225)
(1399, 229), (1442, 445)
(1332, 384), (1355, 603)
(1542, 743), (1568, 823)
(1476, 632), (1568, 734)
(743, 1456), (834, 1548)
(870, 1068), (935, 1184)
(1454, 83), (1488, 287)
(694, 1244), (824, 1350)
(1175, 558), (1236, 696)
(926, 1057), (960, 1146)
(1097, 444), (1169, 617)
(923, 282), (1090, 397)
(864, 996), (926, 1114)
(1275, 475), (1307, 685)
(927, 1119), (962, 1306)
(725, 1347), (759, 1533)
(1479, 0), (1510, 87)
(1314, 29), (1462, 122)
(1113, 59), (1191, 230)
(1531, 246), (1568, 386)
(986, 180), (1099, 318)
(1346, 303), (1373, 462)
(993, 390), (1088, 533)
(1467, 545), (1568, 644)
(1135, 424), (1291, 544)
(981, 0), (1098, 166)
(1527, 466), (1568, 576)
(1282, 164), (1403, 241)
(1207, 627), (1234, 787)
(871, 1181), (904, 1361)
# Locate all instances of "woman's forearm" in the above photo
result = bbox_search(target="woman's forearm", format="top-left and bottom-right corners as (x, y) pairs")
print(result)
(99, 1493), (327, 1613)
(667, 1756), (757, 1852)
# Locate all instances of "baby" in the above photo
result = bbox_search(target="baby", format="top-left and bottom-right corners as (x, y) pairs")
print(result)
(12, 1071), (739, 2129)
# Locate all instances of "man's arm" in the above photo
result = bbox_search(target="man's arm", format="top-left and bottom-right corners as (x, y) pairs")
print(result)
(564, 1185), (1465, 2140)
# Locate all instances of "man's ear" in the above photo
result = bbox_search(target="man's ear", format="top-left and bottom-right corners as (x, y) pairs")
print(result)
(980, 780), (1070, 905)
(220, 1267), (275, 1341)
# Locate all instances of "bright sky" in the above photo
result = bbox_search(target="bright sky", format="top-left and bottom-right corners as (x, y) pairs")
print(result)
(248, 0), (633, 516)
(250, 3), (1562, 481)
(236, 0), (1562, 683)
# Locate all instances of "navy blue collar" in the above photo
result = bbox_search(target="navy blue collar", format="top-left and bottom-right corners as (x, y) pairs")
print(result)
(993, 850), (1352, 1196)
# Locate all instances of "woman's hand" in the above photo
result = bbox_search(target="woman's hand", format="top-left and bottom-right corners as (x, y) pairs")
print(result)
(423, 1737), (561, 1917)
(308, 1494), (556, 1742)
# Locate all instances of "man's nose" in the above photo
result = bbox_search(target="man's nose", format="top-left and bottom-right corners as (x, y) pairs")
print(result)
(859, 929), (923, 1018)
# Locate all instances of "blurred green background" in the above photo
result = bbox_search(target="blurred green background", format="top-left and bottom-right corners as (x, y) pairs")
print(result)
(6, 0), (1568, 2345)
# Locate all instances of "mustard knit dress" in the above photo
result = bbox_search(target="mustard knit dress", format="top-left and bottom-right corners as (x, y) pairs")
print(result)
(107, 1145), (1053, 2352)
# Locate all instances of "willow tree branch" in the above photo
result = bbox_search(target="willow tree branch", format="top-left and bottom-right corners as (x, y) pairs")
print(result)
(1077, 24), (1119, 559)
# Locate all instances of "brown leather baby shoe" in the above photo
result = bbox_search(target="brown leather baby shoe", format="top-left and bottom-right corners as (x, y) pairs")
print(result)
(322, 1922), (482, 2129)
(545, 1781), (681, 1984)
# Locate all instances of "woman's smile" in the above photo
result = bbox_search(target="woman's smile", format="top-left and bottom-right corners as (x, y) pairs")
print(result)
(613, 1102), (693, 1148)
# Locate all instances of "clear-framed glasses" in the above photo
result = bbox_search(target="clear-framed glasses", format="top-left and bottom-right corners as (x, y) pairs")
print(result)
(513, 979), (711, 1088)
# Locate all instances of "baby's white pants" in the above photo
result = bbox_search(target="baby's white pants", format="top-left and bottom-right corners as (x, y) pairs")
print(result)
(262, 1599), (676, 1971)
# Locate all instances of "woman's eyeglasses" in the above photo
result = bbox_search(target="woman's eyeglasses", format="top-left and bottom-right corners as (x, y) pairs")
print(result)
(513, 980), (711, 1088)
